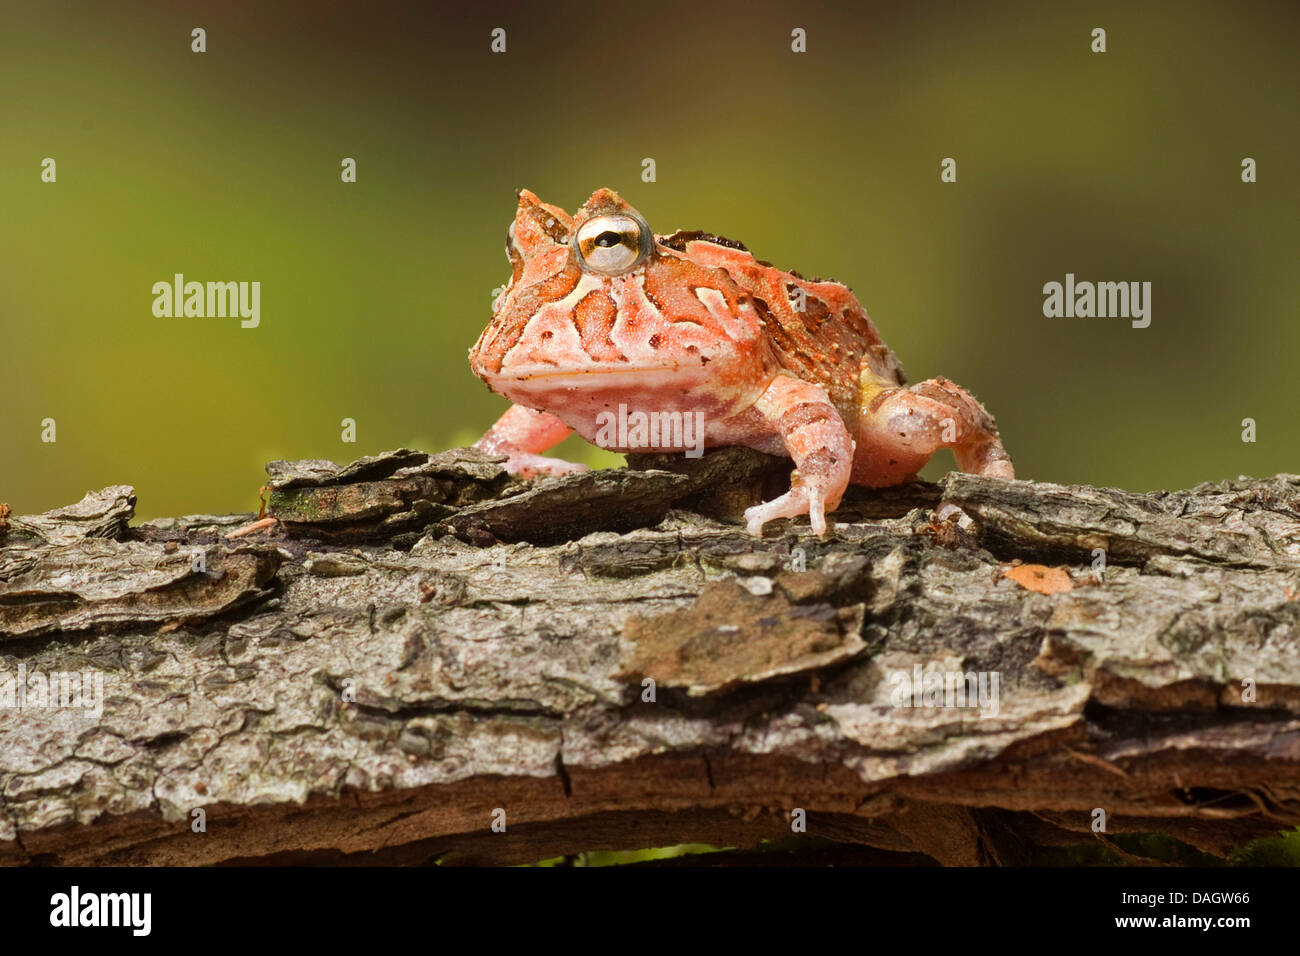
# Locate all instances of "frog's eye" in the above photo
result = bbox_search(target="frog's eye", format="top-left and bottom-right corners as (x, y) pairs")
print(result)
(574, 214), (651, 276)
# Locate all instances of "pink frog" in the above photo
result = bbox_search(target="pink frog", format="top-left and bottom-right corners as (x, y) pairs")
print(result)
(469, 188), (1014, 535)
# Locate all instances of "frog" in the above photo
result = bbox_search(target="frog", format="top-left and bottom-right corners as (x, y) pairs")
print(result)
(468, 188), (1014, 535)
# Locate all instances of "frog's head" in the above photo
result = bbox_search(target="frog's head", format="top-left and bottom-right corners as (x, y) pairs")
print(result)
(468, 188), (772, 421)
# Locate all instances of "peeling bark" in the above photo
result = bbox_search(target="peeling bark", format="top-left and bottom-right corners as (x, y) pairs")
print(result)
(0, 448), (1297, 866)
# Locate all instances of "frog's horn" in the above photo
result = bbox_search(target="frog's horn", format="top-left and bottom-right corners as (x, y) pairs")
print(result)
(512, 189), (573, 244)
(577, 187), (637, 220)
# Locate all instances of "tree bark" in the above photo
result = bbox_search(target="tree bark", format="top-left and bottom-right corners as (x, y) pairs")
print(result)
(1, 448), (1297, 866)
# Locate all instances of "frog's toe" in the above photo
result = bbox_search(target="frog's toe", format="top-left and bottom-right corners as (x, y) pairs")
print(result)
(744, 487), (827, 537)
(808, 491), (828, 535)
(503, 453), (589, 479)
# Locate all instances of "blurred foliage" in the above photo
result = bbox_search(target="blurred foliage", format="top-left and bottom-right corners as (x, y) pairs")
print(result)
(519, 828), (1300, 866)
(1230, 826), (1300, 866)
(523, 844), (727, 867)
(1039, 827), (1300, 867)
(1, 0), (1295, 518)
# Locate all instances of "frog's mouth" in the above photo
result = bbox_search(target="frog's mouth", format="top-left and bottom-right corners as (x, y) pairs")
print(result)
(485, 365), (757, 422)
(487, 364), (715, 388)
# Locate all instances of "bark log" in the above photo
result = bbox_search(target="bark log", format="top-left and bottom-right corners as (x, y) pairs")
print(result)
(0, 448), (1297, 866)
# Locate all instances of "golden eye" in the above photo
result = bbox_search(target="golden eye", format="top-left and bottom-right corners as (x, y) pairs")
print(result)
(574, 214), (650, 275)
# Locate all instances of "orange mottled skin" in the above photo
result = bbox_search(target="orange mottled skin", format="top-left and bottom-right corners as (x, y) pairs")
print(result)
(469, 188), (1013, 535)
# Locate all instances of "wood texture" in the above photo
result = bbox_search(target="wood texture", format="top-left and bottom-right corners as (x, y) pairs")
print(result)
(1, 448), (1297, 865)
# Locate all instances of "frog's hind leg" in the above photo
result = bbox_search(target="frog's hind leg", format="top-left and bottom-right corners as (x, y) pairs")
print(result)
(852, 375), (1013, 487)
(473, 404), (589, 478)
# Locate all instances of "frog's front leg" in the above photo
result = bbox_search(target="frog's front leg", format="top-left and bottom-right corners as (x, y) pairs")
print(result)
(473, 404), (589, 478)
(855, 376), (1014, 486)
(740, 374), (854, 537)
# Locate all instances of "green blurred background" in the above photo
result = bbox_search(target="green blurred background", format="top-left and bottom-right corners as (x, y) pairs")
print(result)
(2, 0), (1296, 520)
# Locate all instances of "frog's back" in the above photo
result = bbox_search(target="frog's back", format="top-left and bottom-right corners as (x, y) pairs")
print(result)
(657, 230), (906, 431)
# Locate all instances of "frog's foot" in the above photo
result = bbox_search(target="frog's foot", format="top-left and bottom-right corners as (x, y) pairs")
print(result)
(500, 452), (589, 479)
(854, 376), (1013, 486)
(473, 404), (586, 478)
(956, 439), (1015, 479)
(741, 374), (853, 537)
(745, 482), (829, 536)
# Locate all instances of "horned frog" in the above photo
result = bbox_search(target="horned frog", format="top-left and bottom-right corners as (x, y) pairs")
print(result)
(468, 188), (1013, 535)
